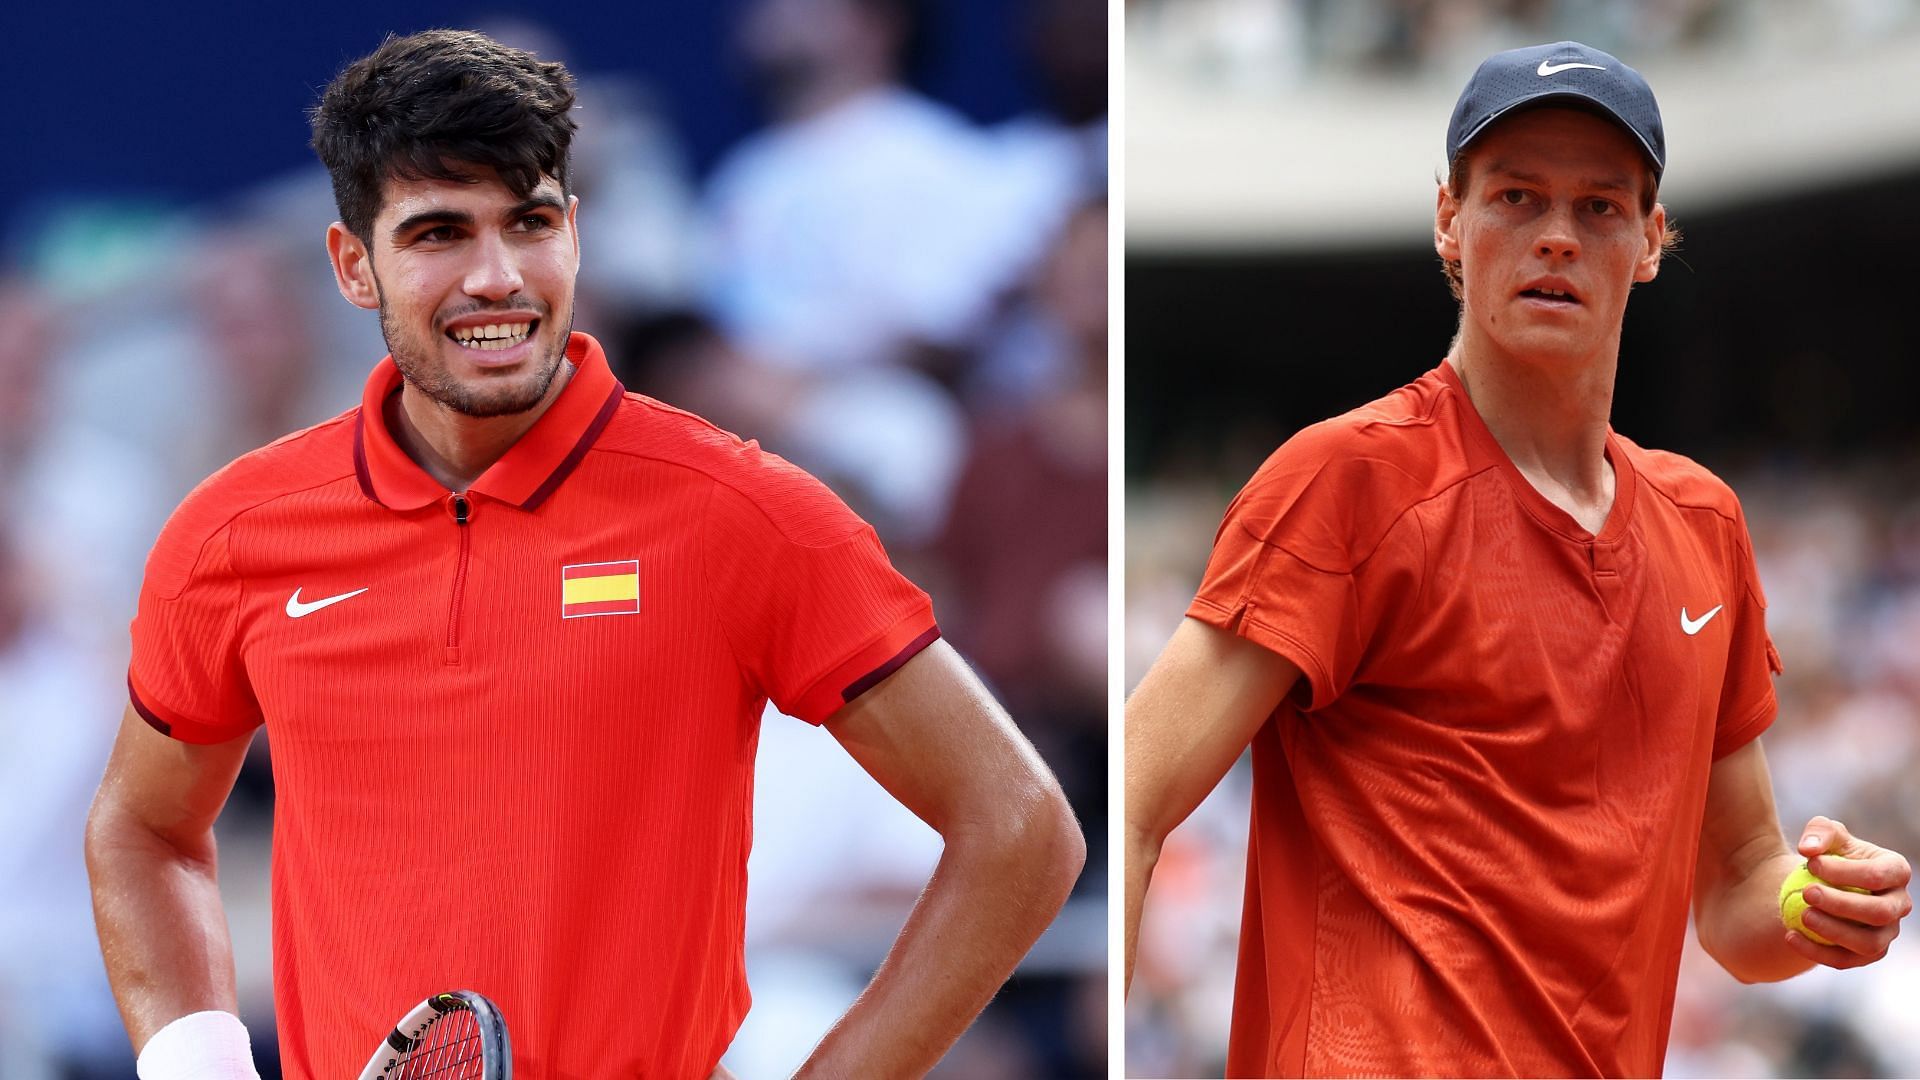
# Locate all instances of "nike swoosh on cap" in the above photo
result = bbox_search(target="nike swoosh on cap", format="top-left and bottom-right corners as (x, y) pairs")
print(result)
(1538, 60), (1607, 76)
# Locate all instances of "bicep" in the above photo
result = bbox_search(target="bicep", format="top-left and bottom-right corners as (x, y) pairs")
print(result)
(1125, 617), (1300, 846)
(822, 639), (1059, 834)
(89, 702), (252, 849)
(1694, 736), (1788, 915)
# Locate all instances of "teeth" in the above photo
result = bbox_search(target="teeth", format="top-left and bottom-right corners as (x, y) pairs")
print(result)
(451, 323), (533, 348)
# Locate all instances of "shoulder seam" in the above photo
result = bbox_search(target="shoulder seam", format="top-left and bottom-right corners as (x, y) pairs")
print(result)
(694, 481), (759, 695)
(1234, 460), (1499, 575)
(1407, 496), (1432, 615)
(218, 527), (248, 718)
(585, 441), (864, 550)
(262, 409), (359, 450)
(156, 467), (359, 602)
(1633, 470), (1744, 527)
(195, 468), (364, 563)
(172, 412), (364, 550)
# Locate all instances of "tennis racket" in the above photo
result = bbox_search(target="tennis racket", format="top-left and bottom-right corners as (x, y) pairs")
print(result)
(357, 991), (511, 1080)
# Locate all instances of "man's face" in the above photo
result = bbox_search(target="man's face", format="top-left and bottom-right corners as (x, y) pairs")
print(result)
(1436, 107), (1665, 365)
(331, 169), (580, 418)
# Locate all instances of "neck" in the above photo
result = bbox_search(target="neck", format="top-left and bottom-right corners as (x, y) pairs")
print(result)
(387, 363), (574, 493)
(1447, 320), (1620, 529)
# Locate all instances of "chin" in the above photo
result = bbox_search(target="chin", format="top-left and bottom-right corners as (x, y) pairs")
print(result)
(450, 370), (562, 418)
(1478, 314), (1597, 363)
(452, 391), (545, 419)
(399, 354), (562, 418)
(1509, 338), (1604, 368)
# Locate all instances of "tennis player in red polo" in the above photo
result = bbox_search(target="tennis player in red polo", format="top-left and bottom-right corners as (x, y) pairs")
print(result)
(1125, 42), (1911, 1076)
(86, 30), (1084, 1080)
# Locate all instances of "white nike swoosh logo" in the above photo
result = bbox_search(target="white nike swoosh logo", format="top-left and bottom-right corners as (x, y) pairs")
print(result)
(1680, 605), (1723, 636)
(1538, 60), (1607, 76)
(286, 587), (370, 618)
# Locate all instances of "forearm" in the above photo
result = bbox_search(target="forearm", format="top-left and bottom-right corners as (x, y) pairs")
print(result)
(1123, 823), (1160, 996)
(86, 806), (241, 1051)
(1696, 842), (1811, 984)
(1121, 619), (1301, 997)
(795, 798), (1084, 1078)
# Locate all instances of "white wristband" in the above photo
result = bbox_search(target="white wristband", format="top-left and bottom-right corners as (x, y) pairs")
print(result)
(137, 1010), (263, 1080)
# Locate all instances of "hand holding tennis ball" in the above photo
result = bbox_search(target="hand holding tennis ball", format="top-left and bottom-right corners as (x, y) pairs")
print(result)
(1779, 815), (1914, 968)
(1779, 860), (1866, 946)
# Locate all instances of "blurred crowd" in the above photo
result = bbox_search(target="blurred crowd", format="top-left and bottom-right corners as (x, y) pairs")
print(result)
(1125, 451), (1920, 1078)
(1128, 0), (1920, 89)
(0, 1), (1107, 1077)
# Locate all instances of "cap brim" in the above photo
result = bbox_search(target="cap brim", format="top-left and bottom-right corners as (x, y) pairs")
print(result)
(1457, 89), (1663, 177)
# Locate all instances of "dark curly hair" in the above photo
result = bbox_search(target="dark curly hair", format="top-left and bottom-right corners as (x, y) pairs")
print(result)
(310, 29), (578, 243)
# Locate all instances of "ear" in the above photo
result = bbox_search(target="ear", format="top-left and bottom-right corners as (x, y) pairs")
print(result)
(326, 222), (380, 311)
(1434, 182), (1462, 263)
(1634, 202), (1666, 284)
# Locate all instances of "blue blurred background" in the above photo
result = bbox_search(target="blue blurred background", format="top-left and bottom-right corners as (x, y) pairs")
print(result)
(1, 2), (1107, 1076)
(5, 1), (1035, 241)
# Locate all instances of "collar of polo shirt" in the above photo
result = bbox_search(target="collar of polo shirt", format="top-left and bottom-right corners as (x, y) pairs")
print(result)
(354, 331), (626, 511)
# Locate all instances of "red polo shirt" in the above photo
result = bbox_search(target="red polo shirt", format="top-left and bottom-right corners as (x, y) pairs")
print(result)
(1188, 361), (1780, 1076)
(129, 333), (938, 1078)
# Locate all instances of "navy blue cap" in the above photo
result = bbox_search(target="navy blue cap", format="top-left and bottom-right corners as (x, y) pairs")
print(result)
(1447, 41), (1665, 179)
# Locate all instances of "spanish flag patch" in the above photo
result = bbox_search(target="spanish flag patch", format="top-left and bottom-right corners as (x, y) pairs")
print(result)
(561, 560), (640, 618)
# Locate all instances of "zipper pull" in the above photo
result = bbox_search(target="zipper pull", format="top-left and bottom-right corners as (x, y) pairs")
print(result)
(450, 493), (470, 525)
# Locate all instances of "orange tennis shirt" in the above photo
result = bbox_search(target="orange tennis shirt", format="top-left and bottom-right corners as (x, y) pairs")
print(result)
(128, 332), (938, 1079)
(1187, 361), (1781, 1077)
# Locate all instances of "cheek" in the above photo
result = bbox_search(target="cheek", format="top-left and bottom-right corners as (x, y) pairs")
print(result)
(1457, 228), (1513, 298)
(1459, 214), (1518, 263)
(385, 263), (453, 317)
(1596, 234), (1652, 293)
(536, 243), (579, 281)
(528, 250), (578, 303)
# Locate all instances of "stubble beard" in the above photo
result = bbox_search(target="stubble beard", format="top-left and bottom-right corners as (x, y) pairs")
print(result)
(374, 275), (575, 419)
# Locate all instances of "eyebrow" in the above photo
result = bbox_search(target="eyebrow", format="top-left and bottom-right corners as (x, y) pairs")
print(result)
(507, 194), (567, 219)
(1484, 164), (1636, 194)
(391, 208), (474, 241)
(390, 194), (566, 241)
(1474, 159), (1628, 189)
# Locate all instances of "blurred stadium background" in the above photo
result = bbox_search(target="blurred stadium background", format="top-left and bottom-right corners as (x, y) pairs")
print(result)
(0, 2), (1106, 1077)
(1125, 1), (1920, 1076)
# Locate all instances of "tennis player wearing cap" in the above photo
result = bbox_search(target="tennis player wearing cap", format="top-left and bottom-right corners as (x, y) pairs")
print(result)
(1126, 41), (1911, 1075)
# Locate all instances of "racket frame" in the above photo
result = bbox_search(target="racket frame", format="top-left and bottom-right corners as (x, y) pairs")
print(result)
(356, 989), (511, 1080)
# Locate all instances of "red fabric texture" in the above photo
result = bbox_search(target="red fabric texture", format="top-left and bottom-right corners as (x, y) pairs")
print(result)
(1188, 361), (1779, 1077)
(129, 333), (936, 1078)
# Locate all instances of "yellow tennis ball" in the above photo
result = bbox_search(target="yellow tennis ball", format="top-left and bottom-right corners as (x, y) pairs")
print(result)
(1779, 859), (1870, 946)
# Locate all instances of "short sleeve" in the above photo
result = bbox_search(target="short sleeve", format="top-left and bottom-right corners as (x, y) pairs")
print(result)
(1186, 442), (1426, 712)
(702, 467), (938, 724)
(127, 513), (262, 744)
(1711, 502), (1782, 759)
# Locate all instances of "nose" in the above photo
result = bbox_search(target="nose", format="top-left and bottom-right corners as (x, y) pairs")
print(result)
(1536, 201), (1580, 260)
(462, 232), (523, 301)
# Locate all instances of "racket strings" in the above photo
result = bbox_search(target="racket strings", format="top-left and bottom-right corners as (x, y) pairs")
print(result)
(395, 1008), (486, 1079)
